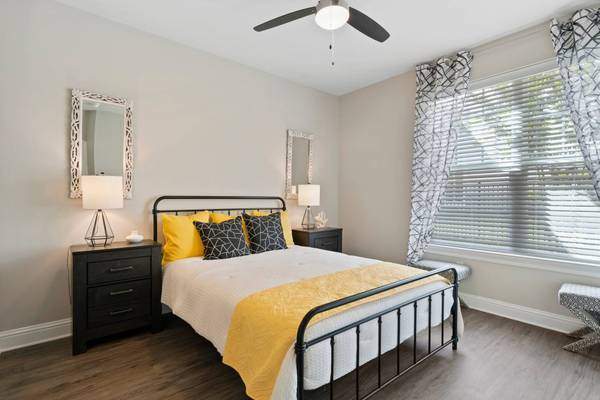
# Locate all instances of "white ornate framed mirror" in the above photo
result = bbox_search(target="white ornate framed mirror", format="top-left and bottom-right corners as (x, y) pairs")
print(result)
(69, 89), (134, 199)
(285, 129), (314, 199)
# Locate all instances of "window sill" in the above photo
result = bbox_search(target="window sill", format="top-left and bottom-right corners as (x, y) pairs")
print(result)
(426, 244), (600, 279)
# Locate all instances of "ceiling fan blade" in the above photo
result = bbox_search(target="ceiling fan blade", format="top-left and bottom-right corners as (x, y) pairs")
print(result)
(347, 7), (390, 42)
(254, 7), (317, 32)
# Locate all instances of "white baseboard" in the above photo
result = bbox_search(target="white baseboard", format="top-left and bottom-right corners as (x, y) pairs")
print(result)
(0, 318), (72, 354)
(0, 294), (583, 353)
(461, 293), (583, 334)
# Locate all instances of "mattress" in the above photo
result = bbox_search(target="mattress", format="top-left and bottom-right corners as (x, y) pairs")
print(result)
(161, 246), (460, 399)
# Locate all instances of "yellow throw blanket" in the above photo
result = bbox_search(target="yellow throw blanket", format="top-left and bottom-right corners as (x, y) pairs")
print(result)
(222, 262), (447, 400)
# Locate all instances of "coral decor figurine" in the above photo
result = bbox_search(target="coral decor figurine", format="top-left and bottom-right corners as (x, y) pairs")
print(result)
(314, 211), (328, 229)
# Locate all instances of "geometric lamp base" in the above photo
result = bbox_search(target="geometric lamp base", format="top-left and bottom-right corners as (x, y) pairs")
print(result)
(301, 206), (316, 230)
(85, 209), (114, 247)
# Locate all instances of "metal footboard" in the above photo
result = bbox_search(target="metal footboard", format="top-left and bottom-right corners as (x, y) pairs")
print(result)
(295, 267), (459, 400)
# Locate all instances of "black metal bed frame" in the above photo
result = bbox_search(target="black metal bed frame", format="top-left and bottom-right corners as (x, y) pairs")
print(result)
(152, 195), (459, 400)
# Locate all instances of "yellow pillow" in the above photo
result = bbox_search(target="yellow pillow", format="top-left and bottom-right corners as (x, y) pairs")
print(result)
(249, 210), (294, 247)
(162, 211), (210, 266)
(209, 213), (250, 246)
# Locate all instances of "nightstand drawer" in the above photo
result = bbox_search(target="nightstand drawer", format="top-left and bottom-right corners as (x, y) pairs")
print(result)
(292, 227), (342, 253)
(88, 280), (151, 308)
(314, 236), (339, 251)
(87, 257), (151, 285)
(88, 301), (150, 328)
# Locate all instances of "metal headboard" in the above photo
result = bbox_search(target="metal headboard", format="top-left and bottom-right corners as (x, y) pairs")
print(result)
(152, 195), (287, 242)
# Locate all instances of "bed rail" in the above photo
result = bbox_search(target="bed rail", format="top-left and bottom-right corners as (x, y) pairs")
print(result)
(295, 267), (459, 400)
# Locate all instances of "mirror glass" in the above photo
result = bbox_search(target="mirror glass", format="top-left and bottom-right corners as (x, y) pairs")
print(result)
(291, 137), (310, 186)
(81, 100), (125, 176)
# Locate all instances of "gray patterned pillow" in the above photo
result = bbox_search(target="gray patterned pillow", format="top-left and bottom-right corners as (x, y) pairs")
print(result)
(193, 217), (250, 260)
(243, 213), (287, 254)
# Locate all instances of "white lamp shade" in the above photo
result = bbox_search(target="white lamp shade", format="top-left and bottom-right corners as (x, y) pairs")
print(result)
(82, 175), (123, 210)
(298, 184), (320, 207)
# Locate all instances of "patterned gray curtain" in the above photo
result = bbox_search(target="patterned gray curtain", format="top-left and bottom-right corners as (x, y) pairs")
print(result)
(551, 9), (600, 199)
(406, 51), (473, 264)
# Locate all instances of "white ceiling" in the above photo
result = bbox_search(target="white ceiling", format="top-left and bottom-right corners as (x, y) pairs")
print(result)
(56, 0), (589, 95)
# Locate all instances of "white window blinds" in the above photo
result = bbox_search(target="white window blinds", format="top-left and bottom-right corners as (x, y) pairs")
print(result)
(432, 68), (600, 263)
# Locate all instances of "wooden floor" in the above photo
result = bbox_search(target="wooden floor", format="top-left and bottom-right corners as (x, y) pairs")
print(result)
(1, 308), (599, 400)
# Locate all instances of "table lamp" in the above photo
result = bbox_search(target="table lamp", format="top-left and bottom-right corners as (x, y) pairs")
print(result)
(82, 175), (123, 247)
(298, 184), (320, 229)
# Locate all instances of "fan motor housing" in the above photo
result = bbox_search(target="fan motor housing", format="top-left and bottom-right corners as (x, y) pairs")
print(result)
(316, 0), (349, 12)
(315, 0), (349, 31)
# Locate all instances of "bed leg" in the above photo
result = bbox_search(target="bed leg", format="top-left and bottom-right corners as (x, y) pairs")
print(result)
(451, 302), (458, 351)
(452, 268), (459, 351)
(296, 342), (305, 400)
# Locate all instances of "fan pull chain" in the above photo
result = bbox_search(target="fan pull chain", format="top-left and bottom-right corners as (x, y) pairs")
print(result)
(329, 31), (335, 67)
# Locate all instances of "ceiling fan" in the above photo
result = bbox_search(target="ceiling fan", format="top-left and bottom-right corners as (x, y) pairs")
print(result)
(253, 0), (390, 43)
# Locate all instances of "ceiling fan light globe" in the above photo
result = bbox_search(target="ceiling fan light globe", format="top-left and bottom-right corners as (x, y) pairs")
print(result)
(315, 5), (349, 30)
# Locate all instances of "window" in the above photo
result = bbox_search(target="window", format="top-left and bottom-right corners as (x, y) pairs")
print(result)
(432, 68), (600, 263)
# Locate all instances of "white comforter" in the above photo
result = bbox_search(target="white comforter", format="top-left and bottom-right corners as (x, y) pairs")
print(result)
(161, 246), (459, 399)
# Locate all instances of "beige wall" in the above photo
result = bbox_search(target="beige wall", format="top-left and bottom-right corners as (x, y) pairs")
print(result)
(2, 0), (597, 334)
(0, 0), (340, 332)
(339, 24), (600, 318)
(339, 72), (416, 263)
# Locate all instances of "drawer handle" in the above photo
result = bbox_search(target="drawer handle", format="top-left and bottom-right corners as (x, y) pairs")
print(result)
(109, 266), (134, 273)
(109, 307), (133, 316)
(109, 289), (134, 296)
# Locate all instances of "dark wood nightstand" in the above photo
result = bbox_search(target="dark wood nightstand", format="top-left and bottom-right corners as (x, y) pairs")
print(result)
(70, 240), (162, 355)
(292, 227), (343, 252)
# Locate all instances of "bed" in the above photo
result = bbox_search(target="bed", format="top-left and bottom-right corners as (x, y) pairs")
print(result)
(153, 196), (460, 400)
